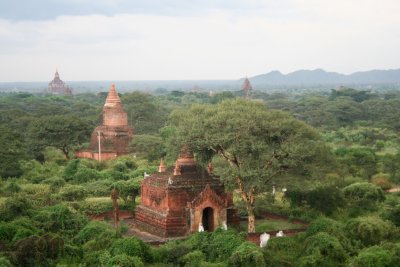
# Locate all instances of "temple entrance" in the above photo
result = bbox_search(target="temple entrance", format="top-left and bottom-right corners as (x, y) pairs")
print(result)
(202, 207), (214, 231)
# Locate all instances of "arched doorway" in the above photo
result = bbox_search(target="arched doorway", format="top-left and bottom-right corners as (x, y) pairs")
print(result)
(202, 207), (214, 231)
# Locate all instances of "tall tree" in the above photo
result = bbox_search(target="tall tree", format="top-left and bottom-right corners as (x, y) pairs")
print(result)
(170, 98), (331, 232)
(28, 115), (93, 160)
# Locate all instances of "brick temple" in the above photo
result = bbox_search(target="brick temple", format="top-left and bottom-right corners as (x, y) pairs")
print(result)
(76, 84), (133, 161)
(48, 70), (73, 96)
(134, 147), (239, 237)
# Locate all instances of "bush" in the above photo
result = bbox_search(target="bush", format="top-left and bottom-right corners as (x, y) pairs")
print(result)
(0, 194), (32, 221)
(345, 216), (396, 247)
(79, 197), (113, 215)
(343, 182), (384, 202)
(107, 254), (144, 267)
(34, 204), (88, 232)
(371, 173), (392, 190)
(349, 246), (395, 267)
(84, 179), (114, 197)
(110, 237), (152, 263)
(59, 185), (86, 201)
(73, 167), (102, 183)
(206, 229), (245, 262)
(43, 177), (66, 192)
(300, 232), (348, 267)
(285, 185), (345, 215)
(74, 221), (116, 244)
(262, 236), (301, 267)
(181, 250), (205, 267)
(227, 242), (265, 267)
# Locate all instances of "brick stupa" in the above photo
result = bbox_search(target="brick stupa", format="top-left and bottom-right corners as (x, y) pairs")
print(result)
(76, 84), (133, 161)
(48, 70), (73, 96)
(134, 147), (239, 237)
(241, 77), (252, 99)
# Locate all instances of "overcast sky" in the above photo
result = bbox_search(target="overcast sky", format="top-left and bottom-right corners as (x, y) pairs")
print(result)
(0, 0), (399, 82)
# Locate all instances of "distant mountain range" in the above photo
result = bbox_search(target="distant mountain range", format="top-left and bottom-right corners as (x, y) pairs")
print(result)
(248, 69), (400, 85)
(1, 69), (400, 93)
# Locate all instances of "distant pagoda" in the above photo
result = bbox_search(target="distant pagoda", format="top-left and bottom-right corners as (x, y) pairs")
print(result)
(76, 84), (133, 161)
(48, 70), (73, 96)
(241, 77), (252, 99)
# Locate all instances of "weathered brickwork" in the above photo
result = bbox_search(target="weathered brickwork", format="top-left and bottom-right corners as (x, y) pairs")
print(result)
(76, 84), (133, 160)
(134, 149), (239, 238)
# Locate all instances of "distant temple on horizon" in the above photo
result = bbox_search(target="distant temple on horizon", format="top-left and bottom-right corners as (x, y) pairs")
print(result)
(241, 77), (252, 99)
(48, 70), (73, 96)
(76, 84), (133, 161)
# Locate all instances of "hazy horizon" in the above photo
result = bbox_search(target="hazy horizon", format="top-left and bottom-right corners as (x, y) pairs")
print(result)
(1, 1), (399, 82)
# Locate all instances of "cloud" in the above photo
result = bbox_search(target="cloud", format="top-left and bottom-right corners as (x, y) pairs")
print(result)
(0, 1), (399, 81)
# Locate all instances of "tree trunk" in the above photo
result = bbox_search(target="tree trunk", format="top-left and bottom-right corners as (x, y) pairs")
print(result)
(62, 147), (70, 159)
(247, 203), (256, 233)
(238, 177), (256, 233)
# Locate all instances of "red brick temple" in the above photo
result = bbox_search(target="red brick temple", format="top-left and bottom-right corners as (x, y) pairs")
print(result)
(76, 84), (133, 161)
(48, 70), (73, 96)
(134, 148), (239, 237)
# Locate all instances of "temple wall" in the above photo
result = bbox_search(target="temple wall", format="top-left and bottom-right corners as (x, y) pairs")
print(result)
(103, 111), (128, 126)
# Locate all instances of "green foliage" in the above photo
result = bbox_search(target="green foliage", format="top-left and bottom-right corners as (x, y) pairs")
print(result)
(73, 167), (102, 183)
(79, 197), (113, 215)
(343, 182), (385, 215)
(59, 184), (87, 201)
(110, 237), (152, 263)
(345, 216), (396, 247)
(11, 233), (64, 267)
(335, 147), (377, 179)
(299, 232), (348, 267)
(262, 236), (301, 266)
(227, 242), (265, 267)
(74, 221), (116, 244)
(286, 185), (345, 215)
(0, 256), (12, 267)
(130, 134), (166, 162)
(107, 254), (145, 267)
(0, 193), (32, 221)
(182, 250), (206, 267)
(34, 203), (88, 233)
(349, 246), (395, 267)
(27, 114), (93, 159)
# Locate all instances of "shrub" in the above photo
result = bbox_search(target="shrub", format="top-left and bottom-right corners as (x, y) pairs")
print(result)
(73, 167), (102, 183)
(43, 177), (66, 192)
(206, 229), (245, 262)
(79, 197), (113, 215)
(343, 182), (384, 202)
(182, 250), (205, 267)
(285, 185), (345, 215)
(84, 179), (114, 197)
(262, 236), (301, 267)
(110, 237), (152, 263)
(349, 246), (394, 267)
(227, 242), (265, 267)
(0, 194), (32, 221)
(0, 256), (12, 267)
(34, 204), (88, 232)
(371, 173), (392, 190)
(74, 221), (116, 244)
(345, 216), (396, 247)
(299, 232), (348, 267)
(107, 254), (144, 267)
(59, 185), (86, 201)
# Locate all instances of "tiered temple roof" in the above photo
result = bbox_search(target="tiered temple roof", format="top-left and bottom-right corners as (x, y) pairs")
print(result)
(76, 84), (133, 161)
(48, 70), (72, 96)
(134, 147), (239, 237)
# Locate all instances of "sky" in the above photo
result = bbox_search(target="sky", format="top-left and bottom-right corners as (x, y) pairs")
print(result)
(0, 0), (399, 82)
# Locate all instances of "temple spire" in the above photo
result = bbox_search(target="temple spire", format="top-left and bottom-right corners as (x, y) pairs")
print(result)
(241, 77), (252, 99)
(158, 158), (166, 173)
(104, 84), (122, 107)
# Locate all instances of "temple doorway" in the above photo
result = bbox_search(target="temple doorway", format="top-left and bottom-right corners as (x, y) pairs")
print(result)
(202, 207), (214, 231)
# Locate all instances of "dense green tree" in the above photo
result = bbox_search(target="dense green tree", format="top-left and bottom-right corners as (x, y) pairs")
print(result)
(27, 115), (93, 160)
(170, 98), (331, 232)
